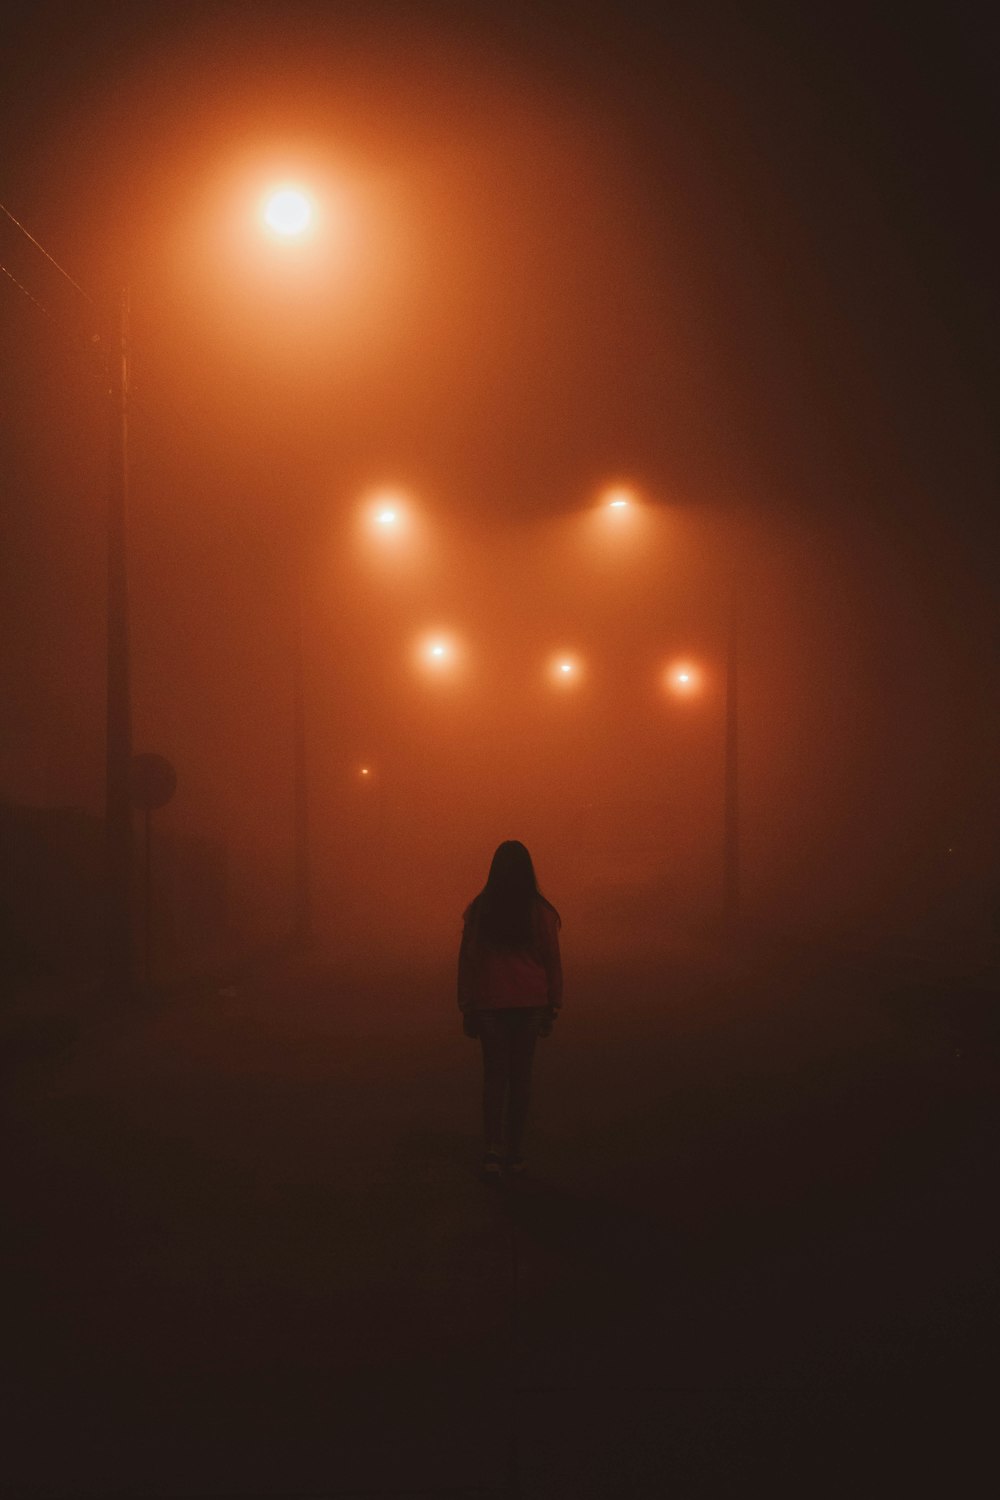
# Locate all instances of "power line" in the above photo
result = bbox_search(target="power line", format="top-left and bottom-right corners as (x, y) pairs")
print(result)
(1, 261), (106, 385)
(0, 200), (96, 306)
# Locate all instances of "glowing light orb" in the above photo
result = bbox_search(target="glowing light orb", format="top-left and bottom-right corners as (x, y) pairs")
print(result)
(666, 662), (700, 694)
(364, 490), (412, 538)
(415, 632), (461, 676)
(549, 653), (582, 685)
(360, 767), (370, 777)
(262, 186), (313, 237)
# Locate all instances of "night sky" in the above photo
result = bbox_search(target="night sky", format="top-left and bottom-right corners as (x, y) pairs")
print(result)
(2, 1), (995, 960)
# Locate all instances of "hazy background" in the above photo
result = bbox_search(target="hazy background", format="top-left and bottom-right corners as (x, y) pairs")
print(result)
(2, 1), (995, 975)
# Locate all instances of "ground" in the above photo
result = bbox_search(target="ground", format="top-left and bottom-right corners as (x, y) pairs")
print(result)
(3, 942), (995, 1497)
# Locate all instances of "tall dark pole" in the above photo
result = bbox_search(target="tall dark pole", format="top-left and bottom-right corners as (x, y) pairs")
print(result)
(143, 805), (153, 989)
(723, 565), (740, 927)
(106, 285), (134, 995)
(291, 572), (312, 945)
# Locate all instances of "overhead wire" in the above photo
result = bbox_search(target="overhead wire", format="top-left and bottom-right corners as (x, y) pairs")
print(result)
(1, 260), (107, 386)
(0, 199), (96, 306)
(1, 204), (316, 505)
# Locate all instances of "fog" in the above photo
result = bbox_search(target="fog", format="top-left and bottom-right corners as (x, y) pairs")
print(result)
(2, 2), (994, 983)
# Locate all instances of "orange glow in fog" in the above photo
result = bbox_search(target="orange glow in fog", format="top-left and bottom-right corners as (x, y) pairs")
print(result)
(601, 485), (639, 512)
(581, 483), (649, 557)
(261, 185), (314, 237)
(666, 661), (701, 694)
(362, 490), (415, 540)
(549, 653), (583, 685)
(416, 633), (461, 674)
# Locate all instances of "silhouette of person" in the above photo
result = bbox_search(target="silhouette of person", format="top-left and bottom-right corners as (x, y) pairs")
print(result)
(458, 841), (562, 1178)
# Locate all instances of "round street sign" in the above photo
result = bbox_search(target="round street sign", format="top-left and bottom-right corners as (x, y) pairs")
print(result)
(130, 752), (177, 811)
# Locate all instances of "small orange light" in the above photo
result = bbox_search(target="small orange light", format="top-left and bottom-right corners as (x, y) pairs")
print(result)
(602, 485), (635, 510)
(416, 632), (461, 675)
(666, 662), (700, 694)
(364, 491), (412, 538)
(549, 653), (582, 685)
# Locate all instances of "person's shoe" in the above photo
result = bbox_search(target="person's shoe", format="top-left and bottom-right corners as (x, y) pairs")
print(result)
(480, 1151), (503, 1181)
(506, 1155), (527, 1177)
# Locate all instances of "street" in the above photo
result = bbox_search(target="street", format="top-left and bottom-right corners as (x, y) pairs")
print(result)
(3, 945), (994, 1497)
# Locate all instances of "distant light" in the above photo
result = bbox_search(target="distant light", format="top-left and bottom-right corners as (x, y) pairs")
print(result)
(549, 653), (582, 685)
(666, 662), (700, 694)
(360, 767), (370, 777)
(364, 490), (411, 537)
(602, 485), (635, 511)
(416, 632), (461, 676)
(262, 185), (313, 237)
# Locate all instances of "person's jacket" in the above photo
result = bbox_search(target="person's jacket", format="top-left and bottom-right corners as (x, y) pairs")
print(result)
(457, 897), (563, 1013)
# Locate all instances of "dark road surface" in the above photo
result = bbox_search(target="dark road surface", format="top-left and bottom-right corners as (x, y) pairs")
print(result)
(3, 946), (995, 1497)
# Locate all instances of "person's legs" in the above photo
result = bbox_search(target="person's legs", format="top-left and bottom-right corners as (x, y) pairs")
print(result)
(506, 1008), (544, 1161)
(477, 1010), (510, 1156)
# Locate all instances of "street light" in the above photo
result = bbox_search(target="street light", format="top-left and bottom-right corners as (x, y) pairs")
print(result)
(600, 484), (642, 516)
(105, 285), (132, 995)
(416, 633), (461, 675)
(255, 180), (320, 944)
(548, 653), (583, 686)
(261, 185), (315, 238)
(583, 477), (740, 930)
(659, 578), (740, 931)
(665, 661), (700, 695)
(723, 569), (740, 928)
(363, 490), (412, 539)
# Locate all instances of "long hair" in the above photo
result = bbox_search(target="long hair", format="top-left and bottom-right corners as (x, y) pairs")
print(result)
(465, 840), (560, 952)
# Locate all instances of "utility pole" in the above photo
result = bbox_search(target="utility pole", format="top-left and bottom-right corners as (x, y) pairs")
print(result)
(723, 565), (740, 928)
(105, 286), (134, 995)
(291, 574), (312, 945)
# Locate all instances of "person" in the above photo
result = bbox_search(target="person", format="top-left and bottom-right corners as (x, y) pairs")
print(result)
(458, 840), (562, 1179)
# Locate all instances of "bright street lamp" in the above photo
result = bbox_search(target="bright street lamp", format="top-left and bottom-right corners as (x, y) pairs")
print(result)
(261, 185), (314, 238)
(365, 490), (411, 535)
(255, 180), (321, 944)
